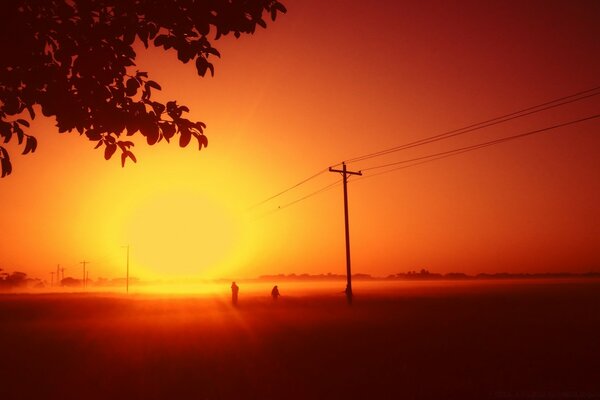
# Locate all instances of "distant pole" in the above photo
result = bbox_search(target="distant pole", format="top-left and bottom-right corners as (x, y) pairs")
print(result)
(122, 245), (130, 294)
(80, 261), (90, 289)
(86, 270), (89, 288)
(50, 271), (54, 287)
(60, 267), (65, 281)
(329, 162), (362, 304)
(56, 264), (60, 286)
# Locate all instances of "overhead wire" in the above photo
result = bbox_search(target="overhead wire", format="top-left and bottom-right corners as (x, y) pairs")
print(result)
(247, 167), (329, 210)
(360, 113), (600, 173)
(262, 113), (600, 215)
(249, 179), (342, 220)
(250, 85), (600, 215)
(344, 85), (600, 165)
(277, 180), (341, 211)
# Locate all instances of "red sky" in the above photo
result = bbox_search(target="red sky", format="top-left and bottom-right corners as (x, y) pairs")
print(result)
(1, 0), (599, 281)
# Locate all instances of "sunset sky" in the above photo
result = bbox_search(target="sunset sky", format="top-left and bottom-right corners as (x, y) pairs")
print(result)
(1, 0), (599, 282)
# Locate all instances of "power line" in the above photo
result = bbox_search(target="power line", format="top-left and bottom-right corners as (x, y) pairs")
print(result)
(248, 167), (329, 210)
(254, 114), (599, 215)
(249, 180), (341, 220)
(345, 85), (600, 164)
(360, 113), (600, 173)
(355, 147), (509, 183)
(276, 180), (340, 211)
(249, 86), (600, 214)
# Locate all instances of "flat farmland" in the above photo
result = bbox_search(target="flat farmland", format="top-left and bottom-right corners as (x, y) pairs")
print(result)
(1, 279), (599, 399)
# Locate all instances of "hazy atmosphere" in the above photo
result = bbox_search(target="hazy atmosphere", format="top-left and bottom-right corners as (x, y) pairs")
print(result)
(2, 2), (600, 400)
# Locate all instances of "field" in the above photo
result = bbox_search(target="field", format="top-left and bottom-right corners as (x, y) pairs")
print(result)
(1, 279), (599, 399)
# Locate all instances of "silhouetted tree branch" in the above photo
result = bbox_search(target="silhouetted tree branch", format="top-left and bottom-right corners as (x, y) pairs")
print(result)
(0, 0), (286, 177)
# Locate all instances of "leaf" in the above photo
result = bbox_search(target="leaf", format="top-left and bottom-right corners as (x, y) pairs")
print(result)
(194, 53), (215, 75)
(105, 134), (116, 144)
(179, 128), (192, 147)
(124, 27), (136, 45)
(94, 140), (103, 149)
(154, 34), (167, 47)
(138, 27), (149, 48)
(198, 134), (208, 150)
(142, 122), (160, 145)
(274, 2), (288, 13)
(119, 151), (137, 167)
(126, 78), (140, 96)
(2, 130), (11, 143)
(177, 47), (192, 63)
(27, 106), (36, 119)
(151, 101), (165, 115)
(1, 156), (12, 178)
(0, 121), (11, 138)
(196, 57), (209, 77)
(207, 47), (221, 58)
(271, 2), (287, 20)
(104, 143), (117, 160)
(146, 81), (161, 90)
(86, 129), (102, 141)
(16, 127), (24, 145)
(147, 22), (159, 39)
(22, 136), (37, 155)
(160, 121), (176, 141)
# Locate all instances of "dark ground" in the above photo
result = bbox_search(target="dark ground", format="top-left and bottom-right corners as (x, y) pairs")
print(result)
(1, 279), (599, 400)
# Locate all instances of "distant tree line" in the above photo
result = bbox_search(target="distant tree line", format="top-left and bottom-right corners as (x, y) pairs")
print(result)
(257, 270), (600, 282)
(0, 269), (42, 290)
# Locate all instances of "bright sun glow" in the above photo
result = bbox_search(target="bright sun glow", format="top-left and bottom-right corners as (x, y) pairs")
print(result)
(123, 190), (240, 278)
(64, 146), (267, 281)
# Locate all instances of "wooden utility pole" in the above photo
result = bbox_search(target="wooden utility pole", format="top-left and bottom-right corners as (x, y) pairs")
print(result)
(80, 261), (90, 289)
(122, 245), (130, 294)
(329, 162), (362, 304)
(50, 271), (54, 287)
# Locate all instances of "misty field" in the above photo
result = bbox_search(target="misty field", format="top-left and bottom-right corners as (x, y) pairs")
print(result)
(1, 280), (599, 400)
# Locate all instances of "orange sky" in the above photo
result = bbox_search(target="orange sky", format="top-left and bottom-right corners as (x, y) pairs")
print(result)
(1, 0), (600, 282)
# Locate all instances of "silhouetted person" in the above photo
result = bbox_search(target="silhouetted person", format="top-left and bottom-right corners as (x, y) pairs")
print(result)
(231, 281), (239, 305)
(271, 285), (280, 301)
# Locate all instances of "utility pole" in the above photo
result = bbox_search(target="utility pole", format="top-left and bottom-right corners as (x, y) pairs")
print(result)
(122, 245), (130, 294)
(56, 265), (60, 287)
(50, 271), (54, 287)
(329, 162), (362, 304)
(60, 266), (65, 281)
(80, 261), (90, 289)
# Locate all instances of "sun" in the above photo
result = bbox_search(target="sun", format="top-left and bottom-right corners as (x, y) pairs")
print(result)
(122, 189), (241, 279)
